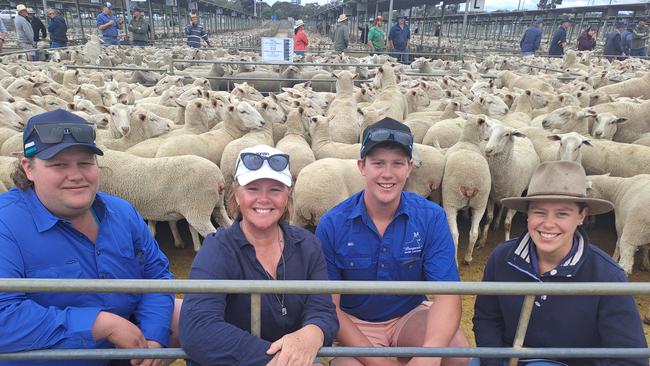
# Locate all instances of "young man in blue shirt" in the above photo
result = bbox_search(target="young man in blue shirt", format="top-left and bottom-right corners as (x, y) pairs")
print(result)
(0, 109), (180, 366)
(96, 2), (120, 45)
(185, 14), (210, 48)
(316, 118), (469, 366)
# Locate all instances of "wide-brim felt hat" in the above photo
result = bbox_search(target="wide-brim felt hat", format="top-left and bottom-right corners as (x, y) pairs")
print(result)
(501, 161), (613, 216)
(16, 4), (27, 12)
(293, 19), (304, 29)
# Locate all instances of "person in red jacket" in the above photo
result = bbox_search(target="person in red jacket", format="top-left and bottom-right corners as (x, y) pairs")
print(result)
(293, 19), (308, 57)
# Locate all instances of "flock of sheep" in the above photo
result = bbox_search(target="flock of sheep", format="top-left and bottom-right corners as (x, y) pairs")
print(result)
(0, 30), (648, 297)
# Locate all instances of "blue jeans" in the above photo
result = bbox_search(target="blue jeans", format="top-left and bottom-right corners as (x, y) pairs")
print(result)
(50, 41), (67, 48)
(469, 359), (567, 366)
(131, 40), (149, 47)
(295, 50), (305, 56)
(33, 51), (40, 61)
(521, 51), (534, 56)
(102, 36), (120, 45)
(394, 49), (409, 64)
(630, 47), (647, 57)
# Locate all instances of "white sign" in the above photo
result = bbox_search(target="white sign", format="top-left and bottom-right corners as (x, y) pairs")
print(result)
(261, 37), (293, 62)
(469, 0), (485, 12)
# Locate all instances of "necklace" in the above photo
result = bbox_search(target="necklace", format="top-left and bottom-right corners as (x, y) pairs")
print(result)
(261, 226), (287, 317)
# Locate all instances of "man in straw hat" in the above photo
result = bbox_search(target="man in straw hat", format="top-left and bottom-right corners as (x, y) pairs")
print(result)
(14, 4), (36, 60)
(96, 2), (120, 46)
(185, 13), (210, 48)
(472, 161), (647, 366)
(317, 118), (469, 366)
(333, 13), (349, 53)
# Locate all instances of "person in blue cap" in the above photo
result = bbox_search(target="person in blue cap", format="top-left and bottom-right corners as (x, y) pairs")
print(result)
(316, 118), (469, 366)
(128, 6), (150, 46)
(0, 109), (181, 366)
(96, 2), (120, 46)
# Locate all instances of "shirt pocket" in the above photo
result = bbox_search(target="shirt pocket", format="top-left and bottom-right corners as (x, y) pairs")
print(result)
(25, 261), (83, 279)
(335, 255), (374, 280)
(397, 256), (423, 280)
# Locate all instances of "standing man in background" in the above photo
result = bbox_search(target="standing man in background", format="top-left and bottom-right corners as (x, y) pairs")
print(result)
(549, 18), (570, 57)
(520, 19), (543, 56)
(15, 4), (36, 61)
(27, 8), (46, 61)
(389, 15), (410, 64)
(622, 23), (633, 56)
(185, 14), (210, 48)
(333, 13), (349, 53)
(367, 15), (386, 53)
(0, 17), (6, 53)
(47, 8), (68, 48)
(128, 6), (150, 47)
(631, 19), (649, 57)
(96, 2), (120, 46)
(604, 21), (626, 61)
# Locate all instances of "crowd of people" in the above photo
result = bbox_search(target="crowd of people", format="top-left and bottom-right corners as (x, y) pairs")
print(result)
(0, 106), (647, 366)
(521, 17), (649, 59)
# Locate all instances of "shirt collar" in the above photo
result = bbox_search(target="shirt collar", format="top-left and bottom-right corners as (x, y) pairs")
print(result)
(347, 190), (410, 221)
(24, 188), (109, 233)
(232, 219), (305, 248)
(509, 229), (589, 279)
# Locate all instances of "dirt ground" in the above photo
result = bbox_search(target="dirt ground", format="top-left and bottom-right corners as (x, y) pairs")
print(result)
(157, 211), (650, 353)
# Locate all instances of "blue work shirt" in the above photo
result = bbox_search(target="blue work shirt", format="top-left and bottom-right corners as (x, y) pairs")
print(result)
(520, 26), (542, 53)
(184, 23), (209, 48)
(316, 191), (459, 322)
(96, 12), (119, 37)
(389, 23), (410, 50)
(179, 220), (338, 366)
(0, 188), (174, 366)
(549, 26), (567, 56)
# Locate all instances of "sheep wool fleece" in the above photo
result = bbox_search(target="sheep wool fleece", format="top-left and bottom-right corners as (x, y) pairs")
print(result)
(473, 228), (648, 366)
(316, 190), (459, 323)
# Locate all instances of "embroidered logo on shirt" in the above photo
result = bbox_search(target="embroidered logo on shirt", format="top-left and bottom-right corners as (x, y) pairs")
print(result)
(347, 242), (354, 247)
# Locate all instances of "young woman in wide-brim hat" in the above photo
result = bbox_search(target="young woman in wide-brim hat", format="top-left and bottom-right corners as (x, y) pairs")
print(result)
(472, 161), (647, 366)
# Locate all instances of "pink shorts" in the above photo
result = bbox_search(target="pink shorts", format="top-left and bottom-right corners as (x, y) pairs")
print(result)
(343, 301), (432, 347)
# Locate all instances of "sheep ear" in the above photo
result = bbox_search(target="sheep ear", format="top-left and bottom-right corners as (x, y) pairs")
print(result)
(228, 105), (235, 112)
(558, 95), (565, 102)
(139, 113), (147, 121)
(352, 73), (358, 79)
(269, 92), (278, 101)
(261, 102), (268, 109)
(356, 107), (364, 116)
(298, 106), (304, 114)
(411, 90), (416, 96)
(525, 89), (532, 96)
(614, 117), (628, 124)
(547, 134), (562, 141)
(331, 72), (339, 79)
(512, 130), (527, 138)
(68, 103), (76, 111)
(327, 115), (335, 122)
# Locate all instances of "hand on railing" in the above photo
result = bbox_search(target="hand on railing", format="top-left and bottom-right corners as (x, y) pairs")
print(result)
(92, 311), (147, 350)
(266, 324), (324, 366)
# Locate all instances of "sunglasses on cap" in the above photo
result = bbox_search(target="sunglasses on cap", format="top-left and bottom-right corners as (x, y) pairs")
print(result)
(26, 123), (96, 145)
(237, 152), (290, 172)
(362, 128), (413, 147)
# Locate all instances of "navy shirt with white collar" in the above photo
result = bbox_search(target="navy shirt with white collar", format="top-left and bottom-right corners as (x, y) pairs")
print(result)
(0, 188), (174, 366)
(473, 229), (648, 366)
(179, 220), (338, 366)
(316, 190), (459, 322)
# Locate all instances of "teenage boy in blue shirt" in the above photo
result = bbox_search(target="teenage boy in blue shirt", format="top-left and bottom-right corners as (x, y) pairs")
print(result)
(316, 118), (469, 366)
(0, 109), (180, 366)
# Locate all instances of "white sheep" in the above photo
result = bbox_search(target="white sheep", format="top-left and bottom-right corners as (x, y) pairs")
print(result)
(596, 71), (650, 99)
(99, 109), (172, 151)
(326, 70), (360, 144)
(586, 174), (650, 274)
(591, 112), (629, 140)
(368, 63), (408, 120)
(98, 150), (231, 251)
(275, 107), (315, 180)
(479, 123), (540, 247)
(442, 114), (492, 264)
(541, 106), (597, 135)
(591, 100), (650, 143)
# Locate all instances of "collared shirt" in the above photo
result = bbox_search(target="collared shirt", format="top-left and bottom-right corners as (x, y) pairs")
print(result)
(0, 188), (174, 366)
(184, 23), (209, 48)
(47, 15), (68, 43)
(389, 23), (410, 50)
(316, 191), (459, 322)
(473, 229), (648, 366)
(179, 220), (338, 366)
(96, 12), (119, 37)
(294, 29), (308, 51)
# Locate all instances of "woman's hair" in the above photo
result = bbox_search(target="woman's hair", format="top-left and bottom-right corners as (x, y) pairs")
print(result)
(294, 27), (300, 35)
(226, 181), (293, 223)
(11, 157), (34, 191)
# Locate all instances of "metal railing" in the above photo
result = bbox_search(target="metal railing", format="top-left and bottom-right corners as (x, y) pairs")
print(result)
(0, 279), (648, 362)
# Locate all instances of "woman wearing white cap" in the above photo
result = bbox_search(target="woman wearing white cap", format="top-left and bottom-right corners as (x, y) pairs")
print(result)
(472, 161), (647, 366)
(293, 20), (308, 57)
(179, 145), (338, 366)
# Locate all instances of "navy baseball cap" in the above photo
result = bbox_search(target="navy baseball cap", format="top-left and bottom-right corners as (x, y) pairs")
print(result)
(131, 6), (142, 13)
(360, 117), (413, 159)
(23, 109), (103, 160)
(104, 2), (112, 8)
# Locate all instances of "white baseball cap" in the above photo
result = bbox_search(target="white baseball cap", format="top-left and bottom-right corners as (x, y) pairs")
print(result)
(234, 145), (292, 187)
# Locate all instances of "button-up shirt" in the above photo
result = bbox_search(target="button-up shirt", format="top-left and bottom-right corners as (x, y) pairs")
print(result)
(389, 23), (410, 50)
(0, 188), (173, 366)
(96, 12), (119, 37)
(316, 190), (459, 322)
